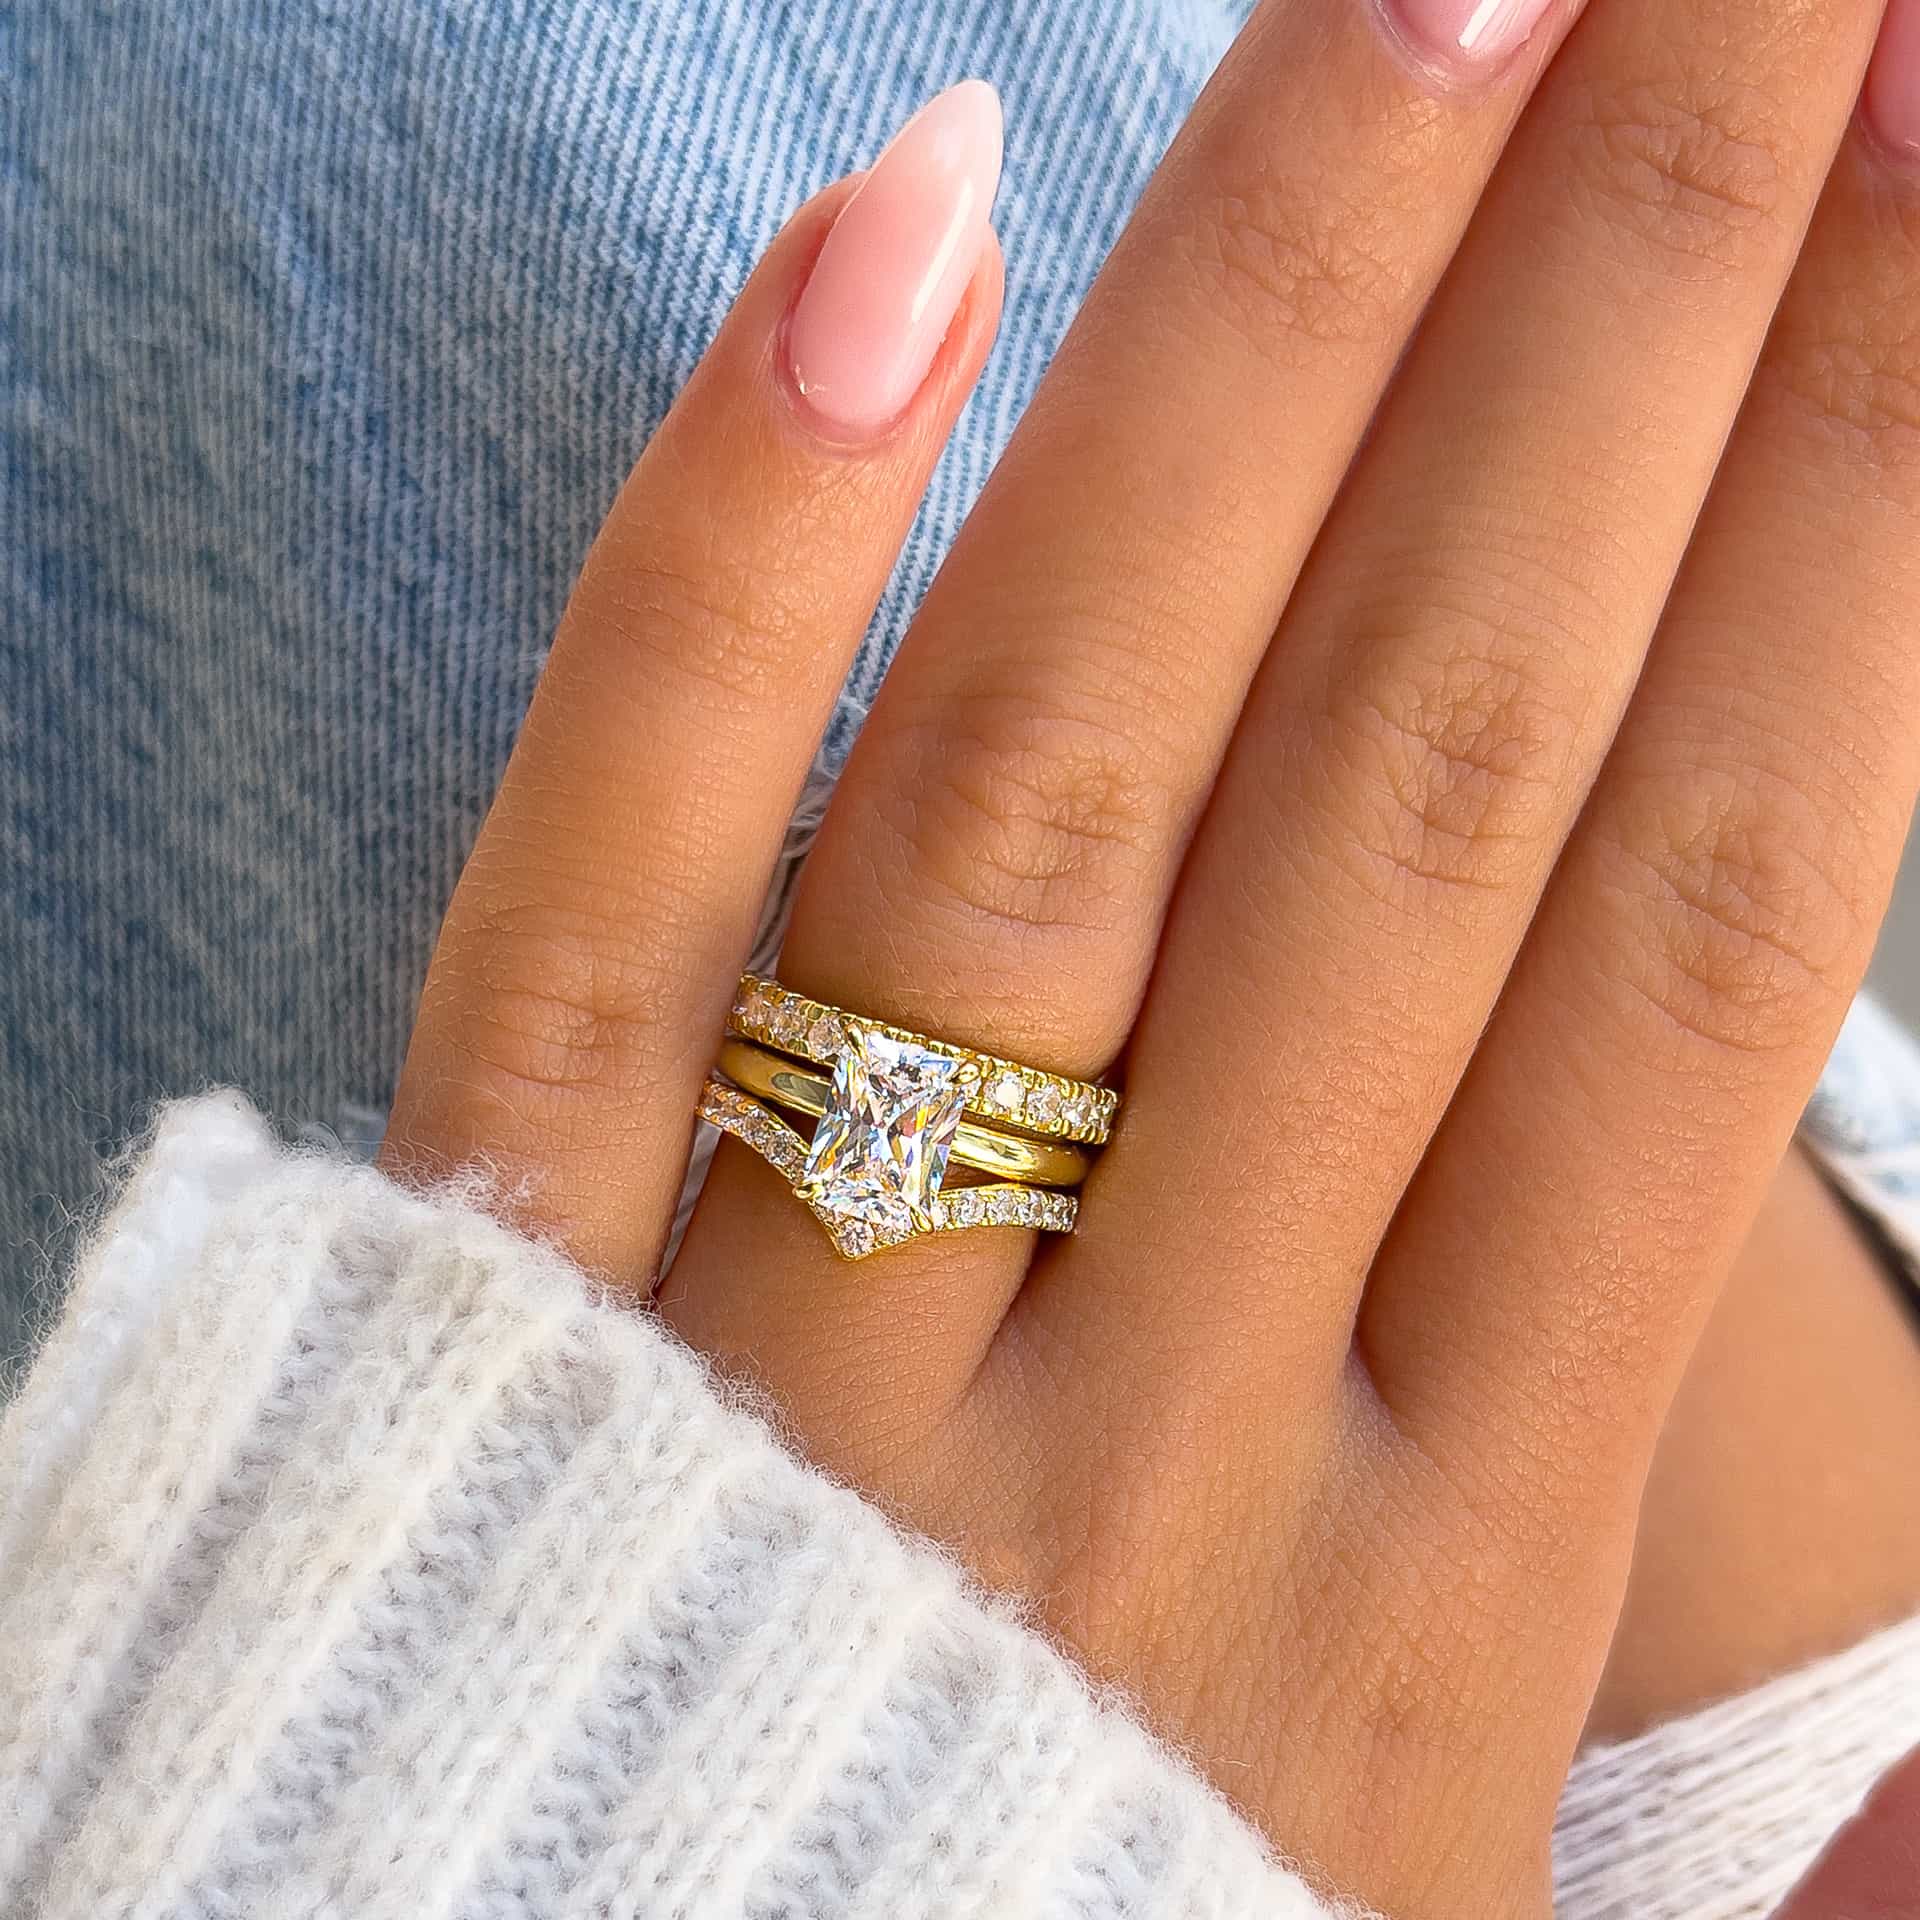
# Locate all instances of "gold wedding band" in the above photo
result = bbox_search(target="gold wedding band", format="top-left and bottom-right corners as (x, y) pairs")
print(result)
(715, 1039), (1093, 1187)
(728, 973), (1116, 1143)
(698, 973), (1119, 1261)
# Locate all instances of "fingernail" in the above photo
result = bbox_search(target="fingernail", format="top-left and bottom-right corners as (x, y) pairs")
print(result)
(785, 80), (1002, 437)
(1383, 0), (1556, 80)
(1864, 0), (1920, 171)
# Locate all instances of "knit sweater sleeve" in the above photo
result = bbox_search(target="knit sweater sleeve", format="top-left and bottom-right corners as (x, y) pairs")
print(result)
(0, 1094), (1346, 1920)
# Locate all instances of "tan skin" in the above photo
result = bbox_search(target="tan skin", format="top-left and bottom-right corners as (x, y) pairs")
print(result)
(1595, 1144), (1920, 1740)
(1776, 1739), (1920, 1917)
(381, 0), (1920, 1906)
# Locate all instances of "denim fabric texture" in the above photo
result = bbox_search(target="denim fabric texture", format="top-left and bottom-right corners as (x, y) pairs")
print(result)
(1, 0), (1242, 1361)
(1801, 995), (1920, 1316)
(0, 0), (1909, 1370)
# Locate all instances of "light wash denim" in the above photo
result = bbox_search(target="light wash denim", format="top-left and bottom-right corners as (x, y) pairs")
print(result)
(1, 0), (1913, 1364)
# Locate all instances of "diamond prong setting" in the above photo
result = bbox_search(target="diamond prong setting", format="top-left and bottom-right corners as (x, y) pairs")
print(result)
(729, 974), (1117, 1145)
(795, 1027), (969, 1239)
(709, 972), (1102, 1260)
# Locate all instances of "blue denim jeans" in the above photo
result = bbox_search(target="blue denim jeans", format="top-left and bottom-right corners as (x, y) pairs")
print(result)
(2, 0), (1912, 1362)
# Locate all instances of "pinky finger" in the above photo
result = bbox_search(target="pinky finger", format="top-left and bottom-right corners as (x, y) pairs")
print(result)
(1361, 128), (1920, 1515)
(1771, 1743), (1920, 1918)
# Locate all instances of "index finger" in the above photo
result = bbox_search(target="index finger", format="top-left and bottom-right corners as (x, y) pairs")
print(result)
(383, 90), (1006, 1283)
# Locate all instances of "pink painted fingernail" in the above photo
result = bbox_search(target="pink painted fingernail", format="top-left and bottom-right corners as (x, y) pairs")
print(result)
(1384, 0), (1556, 79)
(785, 80), (1002, 438)
(1864, 0), (1920, 171)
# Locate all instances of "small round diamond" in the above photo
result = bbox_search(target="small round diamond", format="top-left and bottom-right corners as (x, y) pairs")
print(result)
(988, 1072), (1025, 1116)
(1026, 1082), (1063, 1128)
(806, 1012), (843, 1058)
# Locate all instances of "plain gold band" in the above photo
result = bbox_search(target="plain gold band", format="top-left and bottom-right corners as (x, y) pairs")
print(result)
(714, 1038), (1092, 1189)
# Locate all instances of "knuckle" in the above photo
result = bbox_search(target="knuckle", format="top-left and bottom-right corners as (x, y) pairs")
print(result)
(568, 542), (808, 711)
(1563, 72), (1793, 274)
(886, 688), (1177, 944)
(1287, 1469), (1517, 1847)
(437, 894), (675, 1129)
(1768, 299), (1920, 470)
(1173, 169), (1413, 357)
(1596, 756), (1870, 1059)
(1315, 632), (1581, 905)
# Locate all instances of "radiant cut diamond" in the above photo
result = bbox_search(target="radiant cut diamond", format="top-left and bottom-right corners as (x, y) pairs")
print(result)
(798, 1028), (968, 1237)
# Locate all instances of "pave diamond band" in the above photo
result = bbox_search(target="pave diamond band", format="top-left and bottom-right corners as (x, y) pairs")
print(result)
(704, 973), (1116, 1261)
(698, 1083), (1079, 1263)
(729, 973), (1116, 1145)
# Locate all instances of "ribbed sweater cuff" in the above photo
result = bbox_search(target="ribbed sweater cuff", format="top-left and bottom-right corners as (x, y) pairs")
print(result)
(1, 1094), (1344, 1919)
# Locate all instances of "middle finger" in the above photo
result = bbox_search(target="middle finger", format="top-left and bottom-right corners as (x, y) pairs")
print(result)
(1025, 0), (1880, 1420)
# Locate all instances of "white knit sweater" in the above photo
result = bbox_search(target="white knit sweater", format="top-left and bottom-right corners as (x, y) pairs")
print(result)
(3, 1095), (1915, 1918)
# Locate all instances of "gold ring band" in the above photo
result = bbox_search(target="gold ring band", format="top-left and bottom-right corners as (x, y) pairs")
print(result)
(702, 972), (1119, 1261)
(729, 973), (1116, 1144)
(698, 1081), (1078, 1262)
(715, 1038), (1092, 1188)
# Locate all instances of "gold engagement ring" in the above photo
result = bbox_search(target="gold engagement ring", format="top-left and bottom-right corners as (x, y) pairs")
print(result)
(698, 972), (1118, 1261)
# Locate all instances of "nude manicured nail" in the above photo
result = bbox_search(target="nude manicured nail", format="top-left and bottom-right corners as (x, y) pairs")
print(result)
(1864, 0), (1920, 171)
(785, 80), (1002, 437)
(1385, 0), (1556, 79)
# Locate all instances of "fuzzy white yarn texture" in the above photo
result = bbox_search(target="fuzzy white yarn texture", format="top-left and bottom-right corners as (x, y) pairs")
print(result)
(1555, 1609), (1920, 1917)
(0, 1095), (1347, 1919)
(5, 1096), (1917, 1919)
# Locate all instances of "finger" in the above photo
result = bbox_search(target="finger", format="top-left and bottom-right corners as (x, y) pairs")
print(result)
(1360, 126), (1920, 1523)
(1015, 0), (1881, 1424)
(664, 0), (1585, 1411)
(1771, 1743), (1920, 1919)
(382, 87), (1006, 1282)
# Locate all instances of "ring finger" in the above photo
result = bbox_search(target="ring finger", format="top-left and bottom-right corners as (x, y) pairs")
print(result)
(665, 0), (1587, 1428)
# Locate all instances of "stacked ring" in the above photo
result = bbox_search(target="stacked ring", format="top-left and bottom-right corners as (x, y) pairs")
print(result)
(700, 973), (1117, 1261)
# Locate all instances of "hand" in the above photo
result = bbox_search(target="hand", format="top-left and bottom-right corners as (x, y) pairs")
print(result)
(1773, 1746), (1920, 1918)
(383, 1), (1920, 1908)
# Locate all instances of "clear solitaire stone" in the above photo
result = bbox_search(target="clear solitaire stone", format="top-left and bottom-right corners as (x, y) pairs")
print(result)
(798, 1028), (968, 1237)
